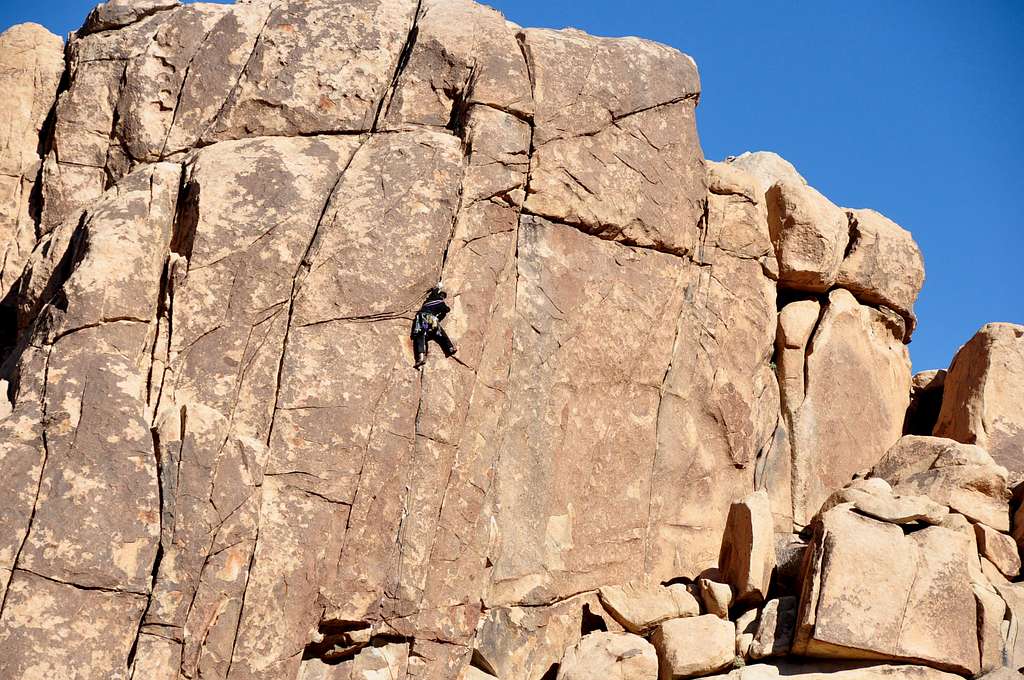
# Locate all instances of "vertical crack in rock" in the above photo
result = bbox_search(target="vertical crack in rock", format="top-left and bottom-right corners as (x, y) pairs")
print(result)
(0, 346), (52, 618)
(197, 9), (273, 146)
(372, 0), (423, 132)
(157, 16), (222, 160)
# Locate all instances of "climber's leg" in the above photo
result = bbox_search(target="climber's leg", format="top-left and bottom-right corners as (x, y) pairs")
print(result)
(413, 331), (428, 368)
(433, 326), (457, 357)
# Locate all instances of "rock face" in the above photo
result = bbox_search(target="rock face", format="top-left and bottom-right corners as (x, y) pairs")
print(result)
(0, 2), (1009, 680)
(794, 506), (980, 675)
(0, 24), (63, 310)
(934, 323), (1024, 477)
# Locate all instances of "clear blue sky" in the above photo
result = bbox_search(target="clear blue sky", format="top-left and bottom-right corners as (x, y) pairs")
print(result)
(3, 1), (1022, 371)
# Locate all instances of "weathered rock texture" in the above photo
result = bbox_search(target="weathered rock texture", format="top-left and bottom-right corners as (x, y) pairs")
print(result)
(2, 1), (1011, 679)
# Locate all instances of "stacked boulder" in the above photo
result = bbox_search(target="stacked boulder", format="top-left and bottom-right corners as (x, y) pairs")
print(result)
(549, 440), (1024, 680)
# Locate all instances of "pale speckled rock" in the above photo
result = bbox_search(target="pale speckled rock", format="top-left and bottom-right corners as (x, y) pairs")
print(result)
(556, 632), (659, 680)
(766, 179), (849, 292)
(794, 506), (979, 676)
(0, 24), (64, 299)
(599, 580), (701, 634)
(934, 323), (1024, 477)
(521, 28), (705, 256)
(974, 522), (1021, 578)
(872, 436), (1012, 532)
(652, 615), (736, 679)
(749, 596), (797, 659)
(0, 570), (148, 680)
(836, 208), (925, 332)
(207, 0), (419, 140)
(789, 289), (911, 526)
(995, 581), (1024, 672)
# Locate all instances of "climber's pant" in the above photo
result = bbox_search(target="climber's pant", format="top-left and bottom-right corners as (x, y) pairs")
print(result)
(413, 326), (456, 363)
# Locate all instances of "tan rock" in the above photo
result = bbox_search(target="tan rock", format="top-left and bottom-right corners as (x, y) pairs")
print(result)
(652, 615), (736, 679)
(794, 506), (979, 675)
(522, 28), (705, 256)
(0, 570), (148, 679)
(749, 596), (797, 659)
(599, 580), (701, 634)
(790, 288), (911, 525)
(83, 0), (179, 33)
(766, 179), (849, 292)
(873, 436), (1012, 532)
(725, 151), (808, 197)
(934, 323), (1024, 477)
(996, 581), (1024, 672)
(704, 661), (968, 680)
(699, 578), (733, 619)
(719, 490), (775, 606)
(0, 24), (64, 299)
(556, 632), (659, 680)
(975, 523), (1021, 578)
(379, 0), (533, 128)
(735, 608), (759, 658)
(474, 593), (620, 680)
(818, 478), (948, 526)
(775, 299), (822, 418)
(836, 208), (925, 331)
(208, 0), (419, 140)
(706, 161), (776, 272)
(973, 583), (1007, 674)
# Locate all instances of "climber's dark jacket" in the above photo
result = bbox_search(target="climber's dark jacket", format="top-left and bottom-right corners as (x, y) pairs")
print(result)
(412, 293), (456, 364)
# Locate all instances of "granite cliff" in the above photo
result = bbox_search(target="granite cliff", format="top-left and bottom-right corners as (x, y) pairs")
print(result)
(0, 1), (1022, 679)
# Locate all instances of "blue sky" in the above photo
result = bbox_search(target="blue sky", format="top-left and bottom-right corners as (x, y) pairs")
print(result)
(3, 1), (1022, 371)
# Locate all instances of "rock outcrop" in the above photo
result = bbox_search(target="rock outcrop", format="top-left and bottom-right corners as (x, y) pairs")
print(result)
(0, 1), (1017, 680)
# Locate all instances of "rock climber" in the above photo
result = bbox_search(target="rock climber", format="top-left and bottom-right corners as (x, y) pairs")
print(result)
(412, 284), (457, 369)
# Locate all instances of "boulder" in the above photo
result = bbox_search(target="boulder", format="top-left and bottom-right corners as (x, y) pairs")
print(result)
(703, 661), (969, 680)
(794, 506), (979, 676)
(719, 490), (775, 605)
(836, 208), (925, 331)
(735, 608), (759, 658)
(706, 161), (776, 273)
(974, 522), (1021, 578)
(556, 632), (659, 680)
(652, 615), (736, 679)
(83, 0), (179, 33)
(0, 24), (64, 301)
(598, 580), (700, 634)
(934, 323), (1024, 477)
(749, 596), (798, 659)
(972, 583), (1007, 675)
(873, 436), (1012, 532)
(789, 288), (911, 526)
(725, 151), (808, 197)
(765, 179), (849, 292)
(474, 593), (621, 680)
(775, 298), (822, 419)
(699, 578), (734, 619)
(818, 478), (948, 526)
